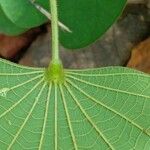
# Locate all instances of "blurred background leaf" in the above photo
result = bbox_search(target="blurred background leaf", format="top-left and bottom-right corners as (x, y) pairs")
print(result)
(0, 0), (126, 49)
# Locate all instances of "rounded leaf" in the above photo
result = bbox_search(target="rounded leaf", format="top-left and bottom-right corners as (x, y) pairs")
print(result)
(0, 59), (150, 149)
(0, 0), (127, 49)
(59, 0), (127, 48)
(0, 0), (49, 28)
(0, 7), (27, 35)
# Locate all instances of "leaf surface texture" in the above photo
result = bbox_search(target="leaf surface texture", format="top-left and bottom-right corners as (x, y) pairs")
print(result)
(0, 59), (150, 149)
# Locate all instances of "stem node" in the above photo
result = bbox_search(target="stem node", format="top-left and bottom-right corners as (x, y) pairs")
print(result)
(45, 62), (65, 84)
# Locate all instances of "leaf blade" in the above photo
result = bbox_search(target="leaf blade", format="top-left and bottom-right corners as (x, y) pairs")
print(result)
(0, 7), (27, 35)
(0, 59), (150, 149)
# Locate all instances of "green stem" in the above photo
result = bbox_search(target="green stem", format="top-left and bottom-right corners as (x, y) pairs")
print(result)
(50, 0), (60, 64)
(44, 0), (64, 83)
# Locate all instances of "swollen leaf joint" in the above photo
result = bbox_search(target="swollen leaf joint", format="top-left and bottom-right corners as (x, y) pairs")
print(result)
(44, 61), (65, 84)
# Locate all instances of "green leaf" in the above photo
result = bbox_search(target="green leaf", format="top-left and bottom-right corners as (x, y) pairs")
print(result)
(0, 0), (49, 28)
(59, 0), (127, 49)
(0, 7), (27, 35)
(0, 59), (150, 149)
(0, 0), (127, 49)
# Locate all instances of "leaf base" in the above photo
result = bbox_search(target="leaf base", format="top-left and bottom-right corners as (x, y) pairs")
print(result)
(44, 62), (65, 84)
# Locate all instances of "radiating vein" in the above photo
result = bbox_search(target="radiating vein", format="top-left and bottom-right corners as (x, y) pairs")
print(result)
(66, 71), (149, 78)
(39, 84), (52, 150)
(10, 74), (43, 90)
(66, 75), (150, 99)
(0, 59), (42, 70)
(65, 67), (149, 76)
(59, 85), (78, 150)
(0, 74), (42, 96)
(0, 70), (43, 76)
(64, 83), (115, 150)
(7, 83), (46, 149)
(0, 78), (44, 119)
(66, 78), (150, 136)
(54, 83), (58, 150)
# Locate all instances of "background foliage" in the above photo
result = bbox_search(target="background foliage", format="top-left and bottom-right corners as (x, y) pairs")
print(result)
(0, 0), (126, 49)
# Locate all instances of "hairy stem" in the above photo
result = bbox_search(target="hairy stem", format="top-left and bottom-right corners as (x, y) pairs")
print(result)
(50, 0), (60, 64)
(44, 0), (64, 83)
